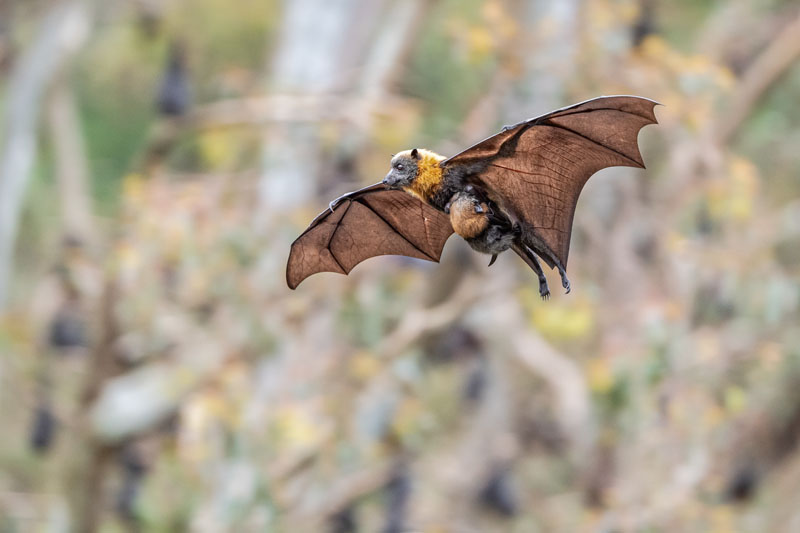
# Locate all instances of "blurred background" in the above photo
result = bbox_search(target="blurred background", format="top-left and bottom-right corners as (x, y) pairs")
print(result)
(1, 0), (799, 531)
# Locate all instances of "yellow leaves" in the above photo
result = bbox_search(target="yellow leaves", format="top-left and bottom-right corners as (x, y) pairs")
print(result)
(0, 313), (33, 346)
(635, 34), (734, 132)
(524, 288), (595, 341)
(666, 230), (689, 254)
(587, 358), (614, 394)
(585, 0), (623, 31)
(274, 406), (322, 449)
(198, 130), (254, 170)
(466, 26), (494, 62)
(122, 173), (146, 205)
(390, 397), (426, 440)
(703, 402), (725, 428)
(348, 350), (381, 382)
(639, 34), (670, 59)
(707, 156), (760, 223)
(727, 157), (759, 220)
(709, 504), (736, 533)
(481, 0), (517, 42)
(723, 386), (747, 414)
(443, 0), (517, 65)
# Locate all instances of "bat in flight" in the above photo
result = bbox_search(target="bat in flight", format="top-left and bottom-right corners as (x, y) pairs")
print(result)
(287, 96), (658, 298)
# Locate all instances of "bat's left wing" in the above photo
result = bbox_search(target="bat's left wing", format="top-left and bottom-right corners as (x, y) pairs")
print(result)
(287, 183), (454, 289)
(442, 95), (659, 269)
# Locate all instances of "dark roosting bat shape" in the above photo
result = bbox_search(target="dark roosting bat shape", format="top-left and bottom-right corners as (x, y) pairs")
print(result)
(287, 96), (659, 298)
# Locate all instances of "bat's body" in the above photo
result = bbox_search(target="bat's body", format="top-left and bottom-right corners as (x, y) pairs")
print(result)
(286, 96), (659, 296)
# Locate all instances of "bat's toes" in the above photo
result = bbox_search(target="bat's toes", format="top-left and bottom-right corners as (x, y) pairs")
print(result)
(561, 275), (571, 293)
(539, 281), (550, 300)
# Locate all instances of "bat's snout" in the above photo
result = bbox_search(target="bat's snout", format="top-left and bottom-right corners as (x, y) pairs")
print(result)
(382, 172), (397, 188)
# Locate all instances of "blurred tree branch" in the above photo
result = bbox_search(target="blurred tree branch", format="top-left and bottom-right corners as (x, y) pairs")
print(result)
(47, 76), (95, 245)
(377, 273), (486, 359)
(0, 0), (94, 310)
(714, 11), (800, 145)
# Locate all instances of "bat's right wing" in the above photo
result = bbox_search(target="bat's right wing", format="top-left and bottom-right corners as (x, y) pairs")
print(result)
(286, 183), (454, 289)
(443, 96), (658, 269)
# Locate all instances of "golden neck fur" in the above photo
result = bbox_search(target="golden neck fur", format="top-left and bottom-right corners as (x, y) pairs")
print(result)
(398, 149), (445, 202)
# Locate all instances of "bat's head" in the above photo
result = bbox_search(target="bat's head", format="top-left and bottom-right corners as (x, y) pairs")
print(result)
(383, 148), (422, 189)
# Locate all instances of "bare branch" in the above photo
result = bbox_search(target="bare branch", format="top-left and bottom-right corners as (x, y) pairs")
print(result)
(714, 12), (800, 144)
(0, 1), (93, 310)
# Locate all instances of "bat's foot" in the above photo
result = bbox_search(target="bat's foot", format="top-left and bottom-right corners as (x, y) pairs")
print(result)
(537, 271), (550, 300)
(539, 278), (551, 300)
(560, 272), (571, 294)
(488, 254), (498, 267)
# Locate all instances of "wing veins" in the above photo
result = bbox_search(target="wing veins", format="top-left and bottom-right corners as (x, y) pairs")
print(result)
(325, 201), (351, 273)
(543, 122), (644, 168)
(488, 163), (570, 195)
(354, 198), (437, 261)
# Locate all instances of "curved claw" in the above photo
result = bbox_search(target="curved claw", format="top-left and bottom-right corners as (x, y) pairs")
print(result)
(488, 254), (498, 267)
(474, 203), (485, 214)
(557, 266), (571, 294)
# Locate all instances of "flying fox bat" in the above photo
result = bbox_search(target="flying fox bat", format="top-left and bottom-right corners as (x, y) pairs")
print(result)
(286, 96), (658, 297)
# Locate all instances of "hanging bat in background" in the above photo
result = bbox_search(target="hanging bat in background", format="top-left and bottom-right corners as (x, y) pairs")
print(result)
(287, 96), (658, 298)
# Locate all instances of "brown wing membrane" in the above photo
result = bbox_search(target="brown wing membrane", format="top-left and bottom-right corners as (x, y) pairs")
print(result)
(443, 96), (659, 268)
(286, 183), (454, 289)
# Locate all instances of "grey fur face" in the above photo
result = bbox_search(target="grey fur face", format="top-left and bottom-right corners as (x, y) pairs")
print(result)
(382, 149), (420, 189)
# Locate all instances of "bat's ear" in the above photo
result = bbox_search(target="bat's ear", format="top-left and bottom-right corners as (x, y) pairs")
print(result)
(410, 148), (420, 160)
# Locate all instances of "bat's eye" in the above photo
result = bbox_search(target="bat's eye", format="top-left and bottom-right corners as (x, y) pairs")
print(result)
(395, 163), (404, 171)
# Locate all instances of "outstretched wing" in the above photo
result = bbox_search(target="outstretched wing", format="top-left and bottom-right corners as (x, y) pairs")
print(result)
(287, 183), (454, 289)
(443, 95), (659, 268)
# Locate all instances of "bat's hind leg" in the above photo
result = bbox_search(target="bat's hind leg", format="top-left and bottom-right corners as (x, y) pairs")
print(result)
(556, 263), (570, 294)
(525, 239), (571, 294)
(512, 244), (550, 300)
